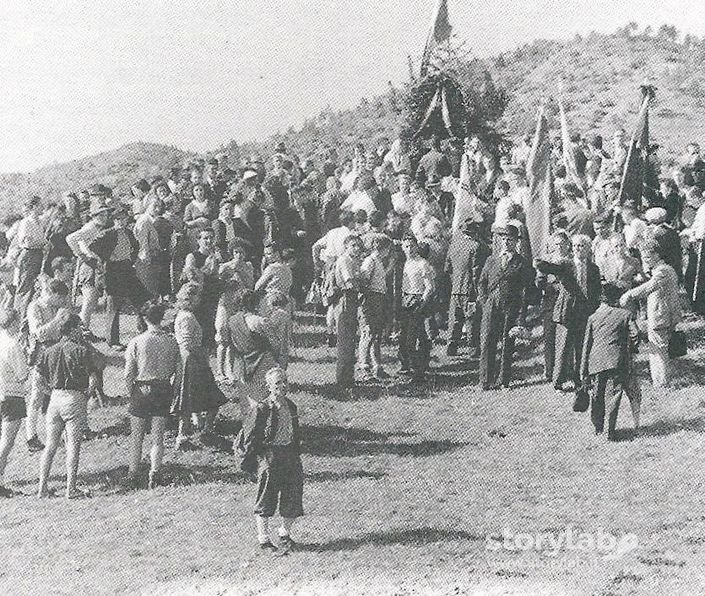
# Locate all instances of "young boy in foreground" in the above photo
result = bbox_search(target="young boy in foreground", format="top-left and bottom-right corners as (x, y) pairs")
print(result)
(236, 367), (303, 555)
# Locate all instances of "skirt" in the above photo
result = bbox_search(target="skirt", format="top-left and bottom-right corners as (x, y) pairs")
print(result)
(171, 349), (227, 415)
(129, 380), (173, 419)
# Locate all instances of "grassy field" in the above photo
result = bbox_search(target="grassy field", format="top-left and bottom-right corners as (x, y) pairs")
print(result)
(2, 306), (705, 595)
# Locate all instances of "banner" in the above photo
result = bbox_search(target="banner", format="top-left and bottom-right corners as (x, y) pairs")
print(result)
(420, 0), (453, 77)
(525, 106), (553, 259)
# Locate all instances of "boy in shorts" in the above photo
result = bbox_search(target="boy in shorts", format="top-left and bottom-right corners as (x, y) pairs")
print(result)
(236, 367), (303, 555)
(36, 314), (105, 499)
(0, 308), (30, 497)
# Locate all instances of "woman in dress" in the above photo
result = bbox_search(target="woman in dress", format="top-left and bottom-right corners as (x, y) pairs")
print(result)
(182, 228), (222, 352)
(183, 182), (212, 252)
(226, 289), (286, 417)
(170, 283), (227, 450)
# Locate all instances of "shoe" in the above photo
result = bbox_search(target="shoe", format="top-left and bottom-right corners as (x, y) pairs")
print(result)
(27, 436), (44, 453)
(83, 331), (102, 343)
(119, 474), (140, 492)
(258, 541), (278, 553)
(0, 486), (16, 498)
(148, 471), (162, 490)
(274, 536), (294, 556)
(446, 343), (458, 357)
(66, 487), (92, 500)
(109, 343), (126, 352)
(175, 437), (198, 452)
(374, 368), (390, 380)
(82, 428), (98, 441)
(327, 334), (337, 348)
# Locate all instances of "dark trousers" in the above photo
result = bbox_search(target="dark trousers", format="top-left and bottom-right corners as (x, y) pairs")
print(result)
(479, 301), (516, 388)
(589, 369), (641, 438)
(446, 295), (481, 353)
(553, 320), (587, 388)
(543, 314), (556, 381)
(254, 446), (304, 518)
(398, 301), (430, 375)
(336, 290), (359, 387)
(107, 295), (148, 346)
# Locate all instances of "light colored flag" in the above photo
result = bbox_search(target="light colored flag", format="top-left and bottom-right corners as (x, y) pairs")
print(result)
(420, 0), (453, 77)
(451, 153), (483, 233)
(557, 96), (586, 201)
(524, 105), (553, 259)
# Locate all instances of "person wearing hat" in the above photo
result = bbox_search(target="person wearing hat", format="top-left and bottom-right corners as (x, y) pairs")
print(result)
(66, 198), (113, 335)
(444, 218), (490, 358)
(205, 157), (226, 213)
(476, 224), (534, 390)
(12, 196), (46, 319)
(619, 200), (648, 257)
(645, 207), (682, 282)
(89, 205), (149, 349)
(426, 174), (455, 222)
(592, 214), (616, 273)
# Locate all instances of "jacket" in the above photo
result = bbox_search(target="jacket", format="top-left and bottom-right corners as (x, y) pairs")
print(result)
(535, 258), (601, 325)
(625, 262), (681, 330)
(581, 304), (639, 378)
(445, 234), (490, 298)
(477, 252), (534, 320)
(235, 398), (300, 473)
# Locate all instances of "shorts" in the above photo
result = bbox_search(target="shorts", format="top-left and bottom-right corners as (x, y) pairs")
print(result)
(129, 381), (172, 419)
(46, 390), (88, 426)
(254, 446), (304, 518)
(360, 292), (387, 335)
(0, 396), (27, 422)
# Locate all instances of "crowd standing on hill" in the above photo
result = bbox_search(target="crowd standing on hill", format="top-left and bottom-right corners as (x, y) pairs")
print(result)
(0, 131), (704, 552)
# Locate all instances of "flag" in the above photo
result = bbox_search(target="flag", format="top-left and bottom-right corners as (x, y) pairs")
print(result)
(420, 0), (453, 77)
(451, 153), (483, 233)
(617, 89), (653, 208)
(558, 96), (586, 200)
(524, 106), (553, 259)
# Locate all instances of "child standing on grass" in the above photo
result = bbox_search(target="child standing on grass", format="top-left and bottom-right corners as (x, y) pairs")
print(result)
(0, 308), (29, 497)
(124, 301), (181, 489)
(37, 314), (104, 499)
(235, 367), (303, 555)
(254, 243), (293, 316)
(358, 235), (393, 380)
(267, 290), (293, 370)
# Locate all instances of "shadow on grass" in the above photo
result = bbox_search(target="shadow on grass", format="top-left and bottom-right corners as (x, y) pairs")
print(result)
(636, 416), (705, 438)
(296, 526), (483, 553)
(293, 331), (329, 348)
(290, 382), (387, 402)
(301, 424), (466, 458)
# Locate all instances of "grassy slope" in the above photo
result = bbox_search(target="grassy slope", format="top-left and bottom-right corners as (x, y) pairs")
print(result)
(1, 310), (705, 595)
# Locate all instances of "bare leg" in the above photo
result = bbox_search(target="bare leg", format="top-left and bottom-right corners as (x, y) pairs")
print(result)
(0, 419), (22, 485)
(279, 517), (296, 538)
(150, 417), (166, 474)
(80, 286), (99, 329)
(25, 370), (45, 441)
(38, 418), (64, 496)
(64, 417), (85, 498)
(129, 416), (147, 477)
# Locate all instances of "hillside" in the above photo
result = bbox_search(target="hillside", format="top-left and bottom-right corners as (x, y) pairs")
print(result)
(0, 142), (192, 219)
(3, 25), (705, 221)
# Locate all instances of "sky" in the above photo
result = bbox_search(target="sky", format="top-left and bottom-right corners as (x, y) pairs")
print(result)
(2, 0), (705, 173)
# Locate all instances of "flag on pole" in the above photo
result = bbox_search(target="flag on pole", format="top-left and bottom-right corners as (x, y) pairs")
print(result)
(420, 0), (453, 77)
(617, 87), (654, 208)
(524, 105), (553, 259)
(451, 153), (484, 233)
(557, 96), (586, 201)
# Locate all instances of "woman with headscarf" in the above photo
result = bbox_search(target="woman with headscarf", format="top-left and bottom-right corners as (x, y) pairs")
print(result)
(170, 283), (227, 450)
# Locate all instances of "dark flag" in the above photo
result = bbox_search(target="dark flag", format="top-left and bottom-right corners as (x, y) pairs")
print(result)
(617, 85), (656, 209)
(420, 0), (453, 78)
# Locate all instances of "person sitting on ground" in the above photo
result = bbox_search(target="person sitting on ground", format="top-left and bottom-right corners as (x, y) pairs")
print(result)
(36, 314), (105, 499)
(124, 301), (181, 490)
(235, 366), (303, 556)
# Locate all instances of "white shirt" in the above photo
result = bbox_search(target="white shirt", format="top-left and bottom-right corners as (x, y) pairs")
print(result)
(402, 257), (434, 295)
(0, 331), (28, 400)
(314, 226), (354, 264)
(66, 220), (104, 258)
(392, 192), (415, 216)
(341, 190), (376, 216)
(623, 218), (648, 250)
(133, 213), (160, 261)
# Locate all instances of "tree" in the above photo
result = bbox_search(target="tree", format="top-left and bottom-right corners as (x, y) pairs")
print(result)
(657, 24), (679, 43)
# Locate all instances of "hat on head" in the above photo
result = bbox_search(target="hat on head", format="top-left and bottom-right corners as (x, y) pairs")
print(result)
(242, 169), (258, 182)
(645, 207), (668, 224)
(207, 157), (219, 166)
(88, 184), (106, 197)
(134, 179), (150, 193)
(426, 174), (442, 188)
(461, 217), (482, 234)
(494, 224), (519, 239)
(275, 142), (287, 154)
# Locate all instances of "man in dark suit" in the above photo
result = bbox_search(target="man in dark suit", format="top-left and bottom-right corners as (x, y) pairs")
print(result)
(477, 225), (534, 390)
(212, 200), (235, 261)
(371, 168), (393, 217)
(445, 219), (490, 357)
(581, 283), (641, 440)
(534, 234), (601, 391)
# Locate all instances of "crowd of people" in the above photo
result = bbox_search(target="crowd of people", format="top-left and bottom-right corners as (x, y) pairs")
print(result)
(0, 130), (704, 551)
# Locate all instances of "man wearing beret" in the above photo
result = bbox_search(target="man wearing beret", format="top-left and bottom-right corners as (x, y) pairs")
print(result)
(477, 224), (534, 390)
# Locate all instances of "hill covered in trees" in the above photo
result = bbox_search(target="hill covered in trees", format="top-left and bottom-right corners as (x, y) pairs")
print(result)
(3, 24), (705, 220)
